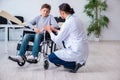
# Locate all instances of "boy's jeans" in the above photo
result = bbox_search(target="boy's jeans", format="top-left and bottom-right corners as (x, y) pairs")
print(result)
(18, 33), (43, 57)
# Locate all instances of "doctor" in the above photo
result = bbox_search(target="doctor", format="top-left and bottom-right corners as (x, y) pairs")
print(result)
(44, 3), (89, 73)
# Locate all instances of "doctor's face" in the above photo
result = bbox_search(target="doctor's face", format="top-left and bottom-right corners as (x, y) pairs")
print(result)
(40, 8), (50, 17)
(59, 10), (65, 19)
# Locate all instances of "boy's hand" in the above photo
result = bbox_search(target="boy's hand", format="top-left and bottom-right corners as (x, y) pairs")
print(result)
(34, 27), (43, 33)
(34, 27), (39, 33)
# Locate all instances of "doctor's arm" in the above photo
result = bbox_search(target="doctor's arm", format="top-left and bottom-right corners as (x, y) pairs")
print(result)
(44, 24), (70, 44)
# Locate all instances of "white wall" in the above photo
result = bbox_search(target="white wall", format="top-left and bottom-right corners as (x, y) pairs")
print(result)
(0, 0), (50, 21)
(0, 0), (120, 40)
(101, 0), (120, 40)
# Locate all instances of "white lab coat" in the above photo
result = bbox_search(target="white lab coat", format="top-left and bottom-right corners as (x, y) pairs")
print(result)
(50, 15), (89, 64)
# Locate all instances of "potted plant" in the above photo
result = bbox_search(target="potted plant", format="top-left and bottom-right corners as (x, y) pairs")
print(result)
(84, 0), (109, 41)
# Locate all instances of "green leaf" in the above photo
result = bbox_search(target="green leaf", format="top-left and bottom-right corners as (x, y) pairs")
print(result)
(84, 0), (109, 38)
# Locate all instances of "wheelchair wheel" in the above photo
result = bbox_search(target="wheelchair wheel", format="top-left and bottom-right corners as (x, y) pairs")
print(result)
(17, 57), (26, 66)
(44, 60), (49, 70)
(17, 61), (25, 66)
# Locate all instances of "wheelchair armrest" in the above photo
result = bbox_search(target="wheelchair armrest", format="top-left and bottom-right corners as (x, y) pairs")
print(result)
(23, 30), (35, 36)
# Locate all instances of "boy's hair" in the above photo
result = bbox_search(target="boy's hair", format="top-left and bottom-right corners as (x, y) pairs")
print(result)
(41, 4), (51, 10)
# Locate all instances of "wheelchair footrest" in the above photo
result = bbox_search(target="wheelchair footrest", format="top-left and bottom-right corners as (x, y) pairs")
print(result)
(26, 59), (38, 64)
(8, 56), (20, 63)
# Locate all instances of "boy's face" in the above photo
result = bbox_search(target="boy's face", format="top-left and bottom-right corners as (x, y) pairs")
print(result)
(40, 8), (50, 17)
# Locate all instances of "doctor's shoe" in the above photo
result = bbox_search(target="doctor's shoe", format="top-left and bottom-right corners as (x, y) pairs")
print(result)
(8, 55), (24, 63)
(54, 63), (61, 67)
(70, 63), (85, 73)
(27, 55), (38, 63)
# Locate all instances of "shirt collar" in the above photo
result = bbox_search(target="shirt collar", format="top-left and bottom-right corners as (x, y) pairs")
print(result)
(66, 14), (72, 20)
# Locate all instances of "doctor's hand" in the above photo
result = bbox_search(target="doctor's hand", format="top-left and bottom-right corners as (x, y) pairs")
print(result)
(44, 25), (52, 33)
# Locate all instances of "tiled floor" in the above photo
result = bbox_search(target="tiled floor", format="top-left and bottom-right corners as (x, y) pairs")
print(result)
(0, 41), (120, 80)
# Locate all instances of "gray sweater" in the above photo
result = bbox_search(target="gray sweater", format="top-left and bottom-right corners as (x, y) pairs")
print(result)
(28, 14), (58, 29)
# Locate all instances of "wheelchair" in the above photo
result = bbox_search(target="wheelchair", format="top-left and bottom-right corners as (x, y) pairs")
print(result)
(8, 28), (58, 70)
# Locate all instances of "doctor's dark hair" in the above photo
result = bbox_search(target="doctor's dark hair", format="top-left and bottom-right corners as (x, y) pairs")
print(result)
(59, 3), (75, 14)
(41, 3), (51, 10)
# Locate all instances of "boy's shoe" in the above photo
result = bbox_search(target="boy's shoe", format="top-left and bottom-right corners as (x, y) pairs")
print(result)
(27, 55), (38, 63)
(8, 55), (24, 63)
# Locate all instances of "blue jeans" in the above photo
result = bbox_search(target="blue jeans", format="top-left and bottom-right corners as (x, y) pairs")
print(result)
(49, 53), (76, 70)
(18, 33), (43, 57)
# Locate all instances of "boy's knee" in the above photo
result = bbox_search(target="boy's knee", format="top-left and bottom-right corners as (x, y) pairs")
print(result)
(23, 34), (29, 40)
